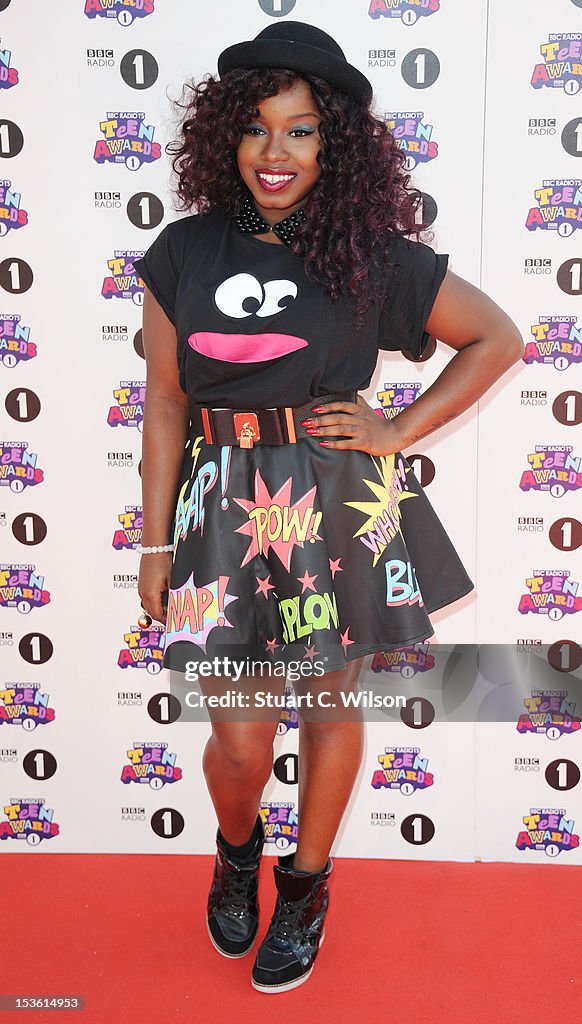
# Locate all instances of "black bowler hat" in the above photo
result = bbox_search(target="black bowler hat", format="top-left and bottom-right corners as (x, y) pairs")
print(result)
(217, 21), (373, 104)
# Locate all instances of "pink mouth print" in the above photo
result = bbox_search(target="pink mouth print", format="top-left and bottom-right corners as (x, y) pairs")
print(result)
(188, 332), (308, 363)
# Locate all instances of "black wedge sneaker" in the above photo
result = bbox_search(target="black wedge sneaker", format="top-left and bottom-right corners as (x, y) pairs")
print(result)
(207, 814), (265, 958)
(251, 851), (332, 993)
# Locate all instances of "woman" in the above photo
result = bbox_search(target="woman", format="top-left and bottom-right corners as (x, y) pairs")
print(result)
(134, 22), (523, 994)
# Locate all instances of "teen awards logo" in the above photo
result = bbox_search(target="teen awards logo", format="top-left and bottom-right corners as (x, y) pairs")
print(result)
(0, 316), (37, 368)
(0, 443), (43, 492)
(525, 180), (582, 237)
(121, 742), (182, 788)
(113, 506), (142, 550)
(277, 684), (299, 734)
(383, 111), (437, 169)
(531, 34), (582, 94)
(519, 446), (581, 497)
(371, 641), (434, 674)
(0, 684), (55, 730)
(0, 565), (50, 613)
(118, 622), (165, 673)
(518, 570), (581, 619)
(524, 316), (582, 369)
(517, 690), (581, 739)
(107, 382), (145, 430)
(0, 41), (19, 89)
(0, 798), (60, 845)
(371, 746), (434, 794)
(0, 180), (28, 236)
(103, 252), (144, 304)
(94, 112), (161, 170)
(84, 0), (155, 24)
(368, 0), (440, 24)
(259, 802), (298, 849)
(375, 382), (420, 420)
(516, 808), (580, 857)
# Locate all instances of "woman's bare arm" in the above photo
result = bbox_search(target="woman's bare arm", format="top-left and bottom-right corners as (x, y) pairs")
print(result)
(138, 285), (191, 623)
(390, 269), (525, 449)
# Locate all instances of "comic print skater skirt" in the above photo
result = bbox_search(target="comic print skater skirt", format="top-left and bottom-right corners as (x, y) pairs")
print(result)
(161, 428), (475, 677)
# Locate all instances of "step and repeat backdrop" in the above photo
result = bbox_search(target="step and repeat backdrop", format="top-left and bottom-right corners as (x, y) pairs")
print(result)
(0, 0), (581, 862)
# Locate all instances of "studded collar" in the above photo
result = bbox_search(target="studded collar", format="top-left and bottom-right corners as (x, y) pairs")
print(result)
(233, 193), (307, 248)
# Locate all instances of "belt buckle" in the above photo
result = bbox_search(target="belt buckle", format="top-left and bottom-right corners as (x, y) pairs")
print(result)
(233, 412), (260, 448)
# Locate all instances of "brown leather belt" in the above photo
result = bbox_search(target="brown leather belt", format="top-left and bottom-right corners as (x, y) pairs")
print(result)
(189, 389), (357, 447)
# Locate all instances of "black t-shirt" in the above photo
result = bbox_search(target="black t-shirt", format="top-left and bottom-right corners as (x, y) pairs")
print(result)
(133, 206), (448, 409)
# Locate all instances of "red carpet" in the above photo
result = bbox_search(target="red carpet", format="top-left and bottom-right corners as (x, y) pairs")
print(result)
(3, 854), (580, 1022)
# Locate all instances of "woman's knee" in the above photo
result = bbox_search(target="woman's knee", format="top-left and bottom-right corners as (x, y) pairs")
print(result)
(204, 724), (275, 779)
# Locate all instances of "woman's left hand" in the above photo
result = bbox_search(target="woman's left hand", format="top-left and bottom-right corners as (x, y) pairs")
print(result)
(301, 395), (402, 456)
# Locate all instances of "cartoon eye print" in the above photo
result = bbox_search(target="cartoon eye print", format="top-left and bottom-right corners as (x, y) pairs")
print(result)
(189, 273), (307, 364)
(257, 280), (299, 318)
(214, 273), (298, 319)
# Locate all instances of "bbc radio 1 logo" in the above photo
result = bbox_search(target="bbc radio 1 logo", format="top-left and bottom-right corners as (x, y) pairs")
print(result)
(0, 40), (20, 89)
(0, 798), (59, 845)
(94, 112), (161, 170)
(0, 180), (27, 236)
(0, 565), (50, 613)
(518, 570), (582, 619)
(102, 252), (144, 304)
(0, 684), (55, 731)
(371, 746), (434, 794)
(383, 111), (438, 169)
(0, 316), (37, 368)
(519, 446), (582, 497)
(0, 442), (43, 492)
(526, 180), (582, 237)
(259, 803), (298, 849)
(121, 742), (182, 788)
(107, 382), (145, 430)
(368, 0), (440, 25)
(517, 690), (581, 739)
(531, 34), (582, 95)
(84, 0), (155, 26)
(118, 621), (165, 672)
(516, 808), (579, 857)
(375, 382), (420, 421)
(524, 316), (582, 369)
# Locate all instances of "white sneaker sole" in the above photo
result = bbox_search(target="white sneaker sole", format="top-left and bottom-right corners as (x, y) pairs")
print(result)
(207, 917), (258, 959)
(251, 929), (326, 993)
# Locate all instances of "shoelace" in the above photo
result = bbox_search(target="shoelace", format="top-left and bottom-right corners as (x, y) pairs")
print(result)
(220, 860), (258, 912)
(268, 892), (314, 940)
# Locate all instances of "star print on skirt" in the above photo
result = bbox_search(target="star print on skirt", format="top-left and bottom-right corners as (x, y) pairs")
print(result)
(161, 429), (474, 676)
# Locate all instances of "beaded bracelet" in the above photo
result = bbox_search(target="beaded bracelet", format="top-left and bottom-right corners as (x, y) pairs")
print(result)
(137, 544), (174, 554)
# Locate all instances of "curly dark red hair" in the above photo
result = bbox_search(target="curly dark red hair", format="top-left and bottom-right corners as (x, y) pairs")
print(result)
(166, 67), (434, 330)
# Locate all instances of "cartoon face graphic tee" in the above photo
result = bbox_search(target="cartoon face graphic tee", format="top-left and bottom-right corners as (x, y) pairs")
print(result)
(133, 206), (449, 409)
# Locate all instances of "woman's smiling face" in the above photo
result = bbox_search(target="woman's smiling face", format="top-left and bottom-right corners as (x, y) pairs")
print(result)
(236, 78), (322, 228)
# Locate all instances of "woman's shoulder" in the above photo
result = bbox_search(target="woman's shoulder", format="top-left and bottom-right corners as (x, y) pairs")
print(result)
(383, 229), (441, 263)
(160, 207), (228, 268)
(164, 206), (227, 243)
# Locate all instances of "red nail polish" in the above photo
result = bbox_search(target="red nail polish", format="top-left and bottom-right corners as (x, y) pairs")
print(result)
(306, 427), (318, 434)
(311, 405), (324, 413)
(319, 440), (331, 447)
(301, 418), (314, 427)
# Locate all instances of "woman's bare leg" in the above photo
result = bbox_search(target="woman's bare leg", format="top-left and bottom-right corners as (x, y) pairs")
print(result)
(200, 672), (286, 845)
(292, 657), (366, 872)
